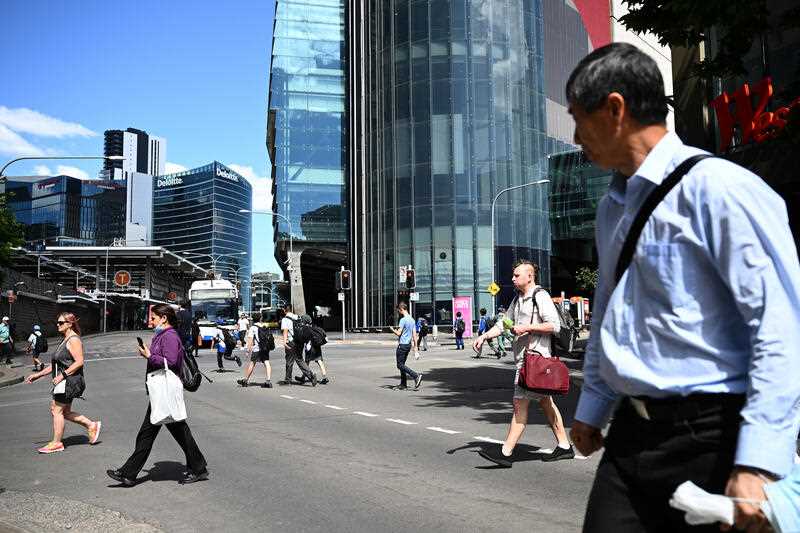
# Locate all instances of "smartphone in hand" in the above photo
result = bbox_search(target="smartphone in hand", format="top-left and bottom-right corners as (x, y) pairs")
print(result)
(136, 337), (145, 349)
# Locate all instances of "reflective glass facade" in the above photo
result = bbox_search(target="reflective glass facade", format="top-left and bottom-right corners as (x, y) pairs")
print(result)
(348, 0), (606, 326)
(268, 0), (347, 252)
(3, 176), (126, 246)
(152, 162), (253, 304)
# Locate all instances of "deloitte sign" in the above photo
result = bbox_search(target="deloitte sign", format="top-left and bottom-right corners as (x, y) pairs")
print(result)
(216, 166), (240, 183)
(157, 176), (184, 188)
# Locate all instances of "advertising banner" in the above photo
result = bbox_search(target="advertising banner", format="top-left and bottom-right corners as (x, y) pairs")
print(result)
(451, 296), (474, 338)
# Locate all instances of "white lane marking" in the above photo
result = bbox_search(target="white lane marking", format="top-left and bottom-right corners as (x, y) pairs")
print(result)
(299, 399), (318, 404)
(353, 411), (379, 417)
(324, 405), (347, 410)
(279, 395), (295, 399)
(426, 426), (461, 435)
(473, 436), (504, 444)
(385, 418), (417, 425)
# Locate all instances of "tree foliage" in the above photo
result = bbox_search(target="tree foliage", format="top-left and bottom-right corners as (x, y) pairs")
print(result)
(0, 192), (24, 283)
(619, 0), (784, 79)
(575, 267), (599, 293)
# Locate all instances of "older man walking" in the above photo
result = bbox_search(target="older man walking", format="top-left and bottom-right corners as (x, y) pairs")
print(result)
(566, 43), (800, 532)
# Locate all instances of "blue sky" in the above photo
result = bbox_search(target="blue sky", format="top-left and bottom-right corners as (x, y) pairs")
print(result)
(0, 0), (279, 273)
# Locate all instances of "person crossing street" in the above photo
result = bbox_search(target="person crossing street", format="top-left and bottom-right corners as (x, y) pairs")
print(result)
(390, 303), (422, 391)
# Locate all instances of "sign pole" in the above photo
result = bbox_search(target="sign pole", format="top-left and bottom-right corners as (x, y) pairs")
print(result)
(341, 266), (346, 341)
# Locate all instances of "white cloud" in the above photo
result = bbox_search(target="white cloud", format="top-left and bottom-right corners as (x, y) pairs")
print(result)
(165, 162), (187, 174)
(0, 106), (97, 138)
(227, 163), (273, 212)
(0, 124), (45, 157)
(34, 165), (52, 175)
(55, 165), (90, 180)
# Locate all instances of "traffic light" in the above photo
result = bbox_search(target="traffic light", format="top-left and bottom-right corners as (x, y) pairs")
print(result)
(341, 269), (351, 290)
(405, 268), (416, 289)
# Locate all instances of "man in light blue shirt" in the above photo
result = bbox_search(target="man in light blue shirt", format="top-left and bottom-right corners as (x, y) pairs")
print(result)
(390, 303), (422, 390)
(566, 43), (800, 532)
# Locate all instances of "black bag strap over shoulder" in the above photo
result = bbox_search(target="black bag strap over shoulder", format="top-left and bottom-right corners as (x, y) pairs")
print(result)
(614, 154), (713, 285)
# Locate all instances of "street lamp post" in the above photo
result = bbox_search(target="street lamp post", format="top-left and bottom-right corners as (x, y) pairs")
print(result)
(238, 209), (294, 271)
(490, 179), (550, 315)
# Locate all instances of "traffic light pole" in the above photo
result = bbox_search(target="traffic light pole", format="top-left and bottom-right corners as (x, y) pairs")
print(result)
(340, 266), (346, 341)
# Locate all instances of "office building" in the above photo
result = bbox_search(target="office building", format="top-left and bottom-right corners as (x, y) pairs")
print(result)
(267, 0), (347, 316)
(2, 175), (126, 246)
(103, 128), (166, 181)
(151, 162), (253, 304)
(347, 0), (614, 326)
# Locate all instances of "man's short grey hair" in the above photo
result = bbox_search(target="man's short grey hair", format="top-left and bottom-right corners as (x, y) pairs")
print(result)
(566, 42), (668, 126)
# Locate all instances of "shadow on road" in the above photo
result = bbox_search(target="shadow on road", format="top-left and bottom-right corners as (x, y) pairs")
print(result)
(446, 440), (559, 468)
(62, 435), (90, 447)
(141, 461), (186, 482)
(409, 365), (580, 428)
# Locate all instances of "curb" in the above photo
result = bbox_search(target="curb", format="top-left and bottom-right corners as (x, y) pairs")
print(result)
(0, 367), (24, 389)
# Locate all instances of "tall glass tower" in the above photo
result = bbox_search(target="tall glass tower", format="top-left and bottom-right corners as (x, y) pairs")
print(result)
(268, 0), (348, 315)
(348, 0), (606, 327)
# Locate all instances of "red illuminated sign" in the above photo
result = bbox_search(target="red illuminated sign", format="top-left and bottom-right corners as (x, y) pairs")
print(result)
(710, 77), (800, 152)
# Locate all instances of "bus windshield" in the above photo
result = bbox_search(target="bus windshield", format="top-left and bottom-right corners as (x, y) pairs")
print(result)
(192, 299), (238, 324)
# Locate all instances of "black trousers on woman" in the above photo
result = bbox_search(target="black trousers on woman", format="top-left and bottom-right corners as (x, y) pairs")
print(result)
(119, 405), (207, 479)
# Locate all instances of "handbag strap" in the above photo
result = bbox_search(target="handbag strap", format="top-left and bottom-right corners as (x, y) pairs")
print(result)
(614, 154), (713, 285)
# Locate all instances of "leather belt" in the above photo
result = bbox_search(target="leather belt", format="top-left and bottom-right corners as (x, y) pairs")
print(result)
(626, 393), (745, 422)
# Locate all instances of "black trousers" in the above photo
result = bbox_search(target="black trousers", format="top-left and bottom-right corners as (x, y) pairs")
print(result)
(120, 405), (207, 478)
(284, 344), (314, 381)
(583, 395), (745, 533)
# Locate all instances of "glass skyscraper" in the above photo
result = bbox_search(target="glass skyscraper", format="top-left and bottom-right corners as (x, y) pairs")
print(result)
(3, 176), (126, 246)
(268, 0), (347, 315)
(152, 162), (253, 304)
(348, 0), (608, 326)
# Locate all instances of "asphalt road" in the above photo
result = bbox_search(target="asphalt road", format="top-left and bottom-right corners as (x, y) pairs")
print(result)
(0, 332), (597, 533)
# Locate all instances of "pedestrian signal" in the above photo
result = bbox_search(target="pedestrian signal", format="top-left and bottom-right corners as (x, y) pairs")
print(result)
(405, 269), (416, 289)
(341, 270), (352, 290)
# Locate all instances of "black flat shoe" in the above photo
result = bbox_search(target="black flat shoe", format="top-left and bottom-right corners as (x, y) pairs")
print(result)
(541, 446), (575, 462)
(180, 470), (209, 484)
(107, 469), (137, 487)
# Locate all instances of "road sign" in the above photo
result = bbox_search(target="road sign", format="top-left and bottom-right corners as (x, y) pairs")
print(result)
(410, 292), (419, 301)
(338, 292), (345, 302)
(398, 265), (407, 283)
(487, 282), (500, 296)
(114, 270), (132, 287)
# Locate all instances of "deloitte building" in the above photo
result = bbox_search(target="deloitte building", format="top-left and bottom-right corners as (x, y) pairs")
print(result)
(152, 162), (252, 304)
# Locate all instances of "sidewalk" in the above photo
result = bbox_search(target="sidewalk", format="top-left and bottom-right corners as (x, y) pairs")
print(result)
(0, 366), (23, 388)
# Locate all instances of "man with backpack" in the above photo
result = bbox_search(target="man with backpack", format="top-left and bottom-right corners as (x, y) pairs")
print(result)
(26, 324), (46, 371)
(416, 316), (429, 351)
(211, 325), (242, 371)
(278, 306), (316, 386)
(474, 308), (501, 359)
(473, 260), (574, 466)
(453, 312), (466, 350)
(238, 311), (274, 388)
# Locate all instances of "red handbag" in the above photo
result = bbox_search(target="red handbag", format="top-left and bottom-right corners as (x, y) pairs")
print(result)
(518, 349), (570, 395)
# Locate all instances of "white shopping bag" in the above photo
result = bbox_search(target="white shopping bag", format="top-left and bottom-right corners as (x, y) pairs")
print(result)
(147, 358), (187, 425)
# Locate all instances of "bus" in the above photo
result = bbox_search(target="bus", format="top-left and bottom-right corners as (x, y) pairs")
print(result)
(257, 307), (281, 329)
(189, 279), (239, 345)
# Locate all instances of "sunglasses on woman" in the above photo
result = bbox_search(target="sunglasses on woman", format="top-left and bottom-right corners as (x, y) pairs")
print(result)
(56, 320), (68, 326)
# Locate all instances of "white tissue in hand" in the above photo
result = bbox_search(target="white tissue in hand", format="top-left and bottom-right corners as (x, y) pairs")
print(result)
(669, 481), (735, 526)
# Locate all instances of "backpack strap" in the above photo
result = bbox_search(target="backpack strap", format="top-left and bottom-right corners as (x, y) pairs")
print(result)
(614, 154), (713, 285)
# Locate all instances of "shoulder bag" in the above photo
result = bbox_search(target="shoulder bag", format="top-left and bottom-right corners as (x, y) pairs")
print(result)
(517, 289), (570, 395)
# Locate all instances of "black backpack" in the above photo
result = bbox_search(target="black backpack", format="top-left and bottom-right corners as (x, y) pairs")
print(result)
(530, 288), (578, 355)
(36, 331), (48, 353)
(455, 318), (465, 334)
(179, 343), (204, 392)
(307, 324), (328, 348)
(256, 325), (275, 352)
(221, 328), (236, 347)
(419, 321), (429, 336)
